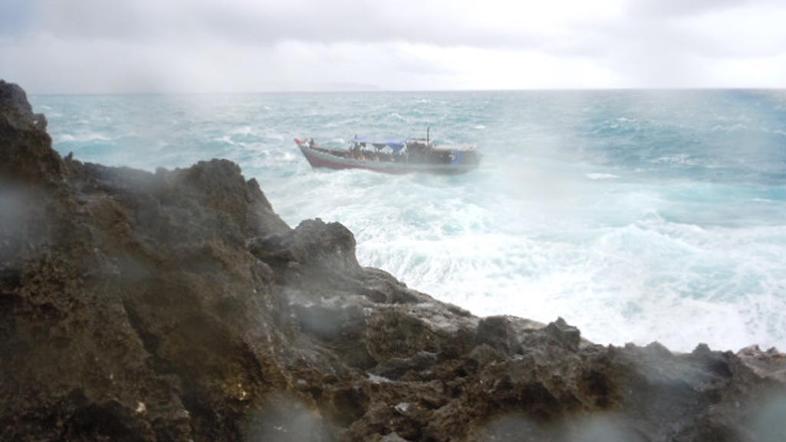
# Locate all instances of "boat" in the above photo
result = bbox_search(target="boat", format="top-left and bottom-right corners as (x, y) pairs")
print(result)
(293, 132), (480, 175)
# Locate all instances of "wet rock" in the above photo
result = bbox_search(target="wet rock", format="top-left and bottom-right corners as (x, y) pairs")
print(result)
(250, 219), (357, 268)
(379, 432), (410, 442)
(542, 317), (581, 351)
(476, 316), (522, 355)
(737, 345), (786, 383)
(370, 351), (439, 380)
(0, 80), (60, 185)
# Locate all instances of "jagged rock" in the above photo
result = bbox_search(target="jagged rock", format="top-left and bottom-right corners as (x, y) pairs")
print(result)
(249, 218), (360, 279)
(1, 80), (785, 441)
(0, 79), (59, 184)
(737, 345), (786, 383)
(476, 316), (523, 355)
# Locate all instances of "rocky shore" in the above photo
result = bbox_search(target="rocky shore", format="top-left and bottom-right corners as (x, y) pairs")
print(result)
(1, 79), (785, 441)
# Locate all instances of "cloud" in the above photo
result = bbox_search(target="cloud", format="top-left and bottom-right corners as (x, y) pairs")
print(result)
(2, 0), (786, 91)
(27, 0), (573, 49)
(626, 0), (750, 18)
(0, 0), (34, 36)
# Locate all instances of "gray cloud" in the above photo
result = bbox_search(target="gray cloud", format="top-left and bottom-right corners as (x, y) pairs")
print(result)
(28, 0), (545, 49)
(2, 0), (786, 91)
(627, 0), (750, 18)
(0, 0), (33, 36)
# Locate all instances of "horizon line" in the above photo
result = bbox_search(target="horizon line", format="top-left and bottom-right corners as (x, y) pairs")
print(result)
(27, 86), (786, 96)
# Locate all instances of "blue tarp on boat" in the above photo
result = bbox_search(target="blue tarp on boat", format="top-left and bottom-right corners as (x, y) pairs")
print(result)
(352, 136), (406, 152)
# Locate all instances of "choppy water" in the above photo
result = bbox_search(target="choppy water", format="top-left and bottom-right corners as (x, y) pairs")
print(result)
(31, 90), (786, 352)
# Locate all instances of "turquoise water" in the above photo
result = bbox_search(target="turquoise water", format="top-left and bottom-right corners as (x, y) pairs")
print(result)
(31, 91), (786, 351)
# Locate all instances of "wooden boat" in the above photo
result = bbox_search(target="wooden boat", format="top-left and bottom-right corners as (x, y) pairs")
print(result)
(294, 135), (480, 175)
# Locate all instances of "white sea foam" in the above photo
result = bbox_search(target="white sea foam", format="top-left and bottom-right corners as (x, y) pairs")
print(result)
(264, 133), (285, 141)
(354, 212), (786, 351)
(231, 125), (255, 136)
(586, 173), (619, 180)
(653, 154), (697, 166)
(58, 132), (111, 142)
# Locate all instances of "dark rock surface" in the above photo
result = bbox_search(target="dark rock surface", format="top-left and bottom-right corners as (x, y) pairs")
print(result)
(1, 79), (785, 441)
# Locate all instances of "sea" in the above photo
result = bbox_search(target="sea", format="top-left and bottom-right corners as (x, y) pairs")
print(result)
(30, 90), (786, 352)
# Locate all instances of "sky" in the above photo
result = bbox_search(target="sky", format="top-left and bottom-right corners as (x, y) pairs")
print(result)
(1, 0), (785, 92)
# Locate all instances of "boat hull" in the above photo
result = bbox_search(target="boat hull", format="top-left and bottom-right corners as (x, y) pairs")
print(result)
(296, 144), (478, 175)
